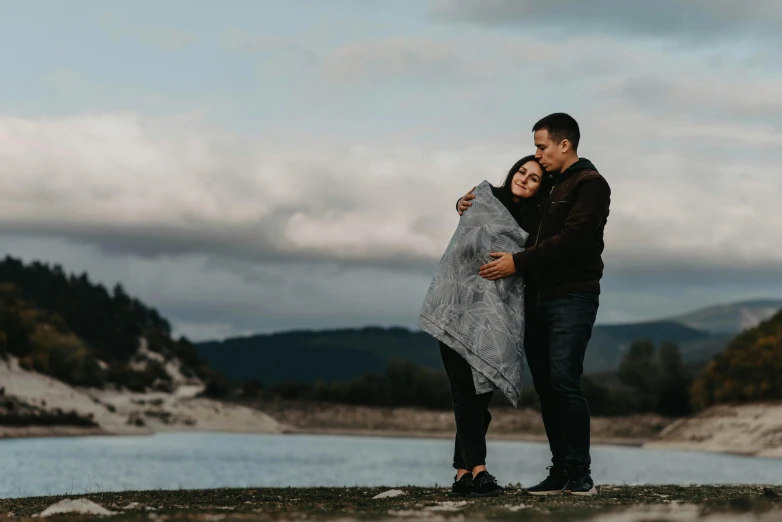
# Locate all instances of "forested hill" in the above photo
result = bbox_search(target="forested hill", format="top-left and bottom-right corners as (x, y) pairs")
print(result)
(0, 256), (219, 393)
(692, 309), (782, 408)
(195, 321), (724, 386)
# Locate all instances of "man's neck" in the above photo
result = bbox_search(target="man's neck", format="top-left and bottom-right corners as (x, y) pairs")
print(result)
(558, 155), (579, 175)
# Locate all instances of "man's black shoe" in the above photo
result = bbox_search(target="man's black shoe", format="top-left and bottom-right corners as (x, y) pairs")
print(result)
(469, 471), (504, 498)
(563, 474), (597, 496)
(525, 467), (568, 496)
(450, 473), (473, 497)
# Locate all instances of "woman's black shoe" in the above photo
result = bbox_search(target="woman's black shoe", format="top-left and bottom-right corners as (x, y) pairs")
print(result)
(450, 473), (473, 497)
(469, 471), (504, 498)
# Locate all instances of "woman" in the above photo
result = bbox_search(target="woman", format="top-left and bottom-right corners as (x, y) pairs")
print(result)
(461, 155), (544, 303)
(419, 156), (543, 498)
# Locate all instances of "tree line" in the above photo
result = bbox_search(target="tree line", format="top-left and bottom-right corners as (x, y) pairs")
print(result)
(242, 311), (782, 417)
(2, 254), (780, 414)
(0, 256), (223, 395)
(691, 309), (782, 408)
(238, 339), (696, 417)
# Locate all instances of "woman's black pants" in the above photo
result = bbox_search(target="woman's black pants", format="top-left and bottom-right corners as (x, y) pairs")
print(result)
(439, 341), (493, 470)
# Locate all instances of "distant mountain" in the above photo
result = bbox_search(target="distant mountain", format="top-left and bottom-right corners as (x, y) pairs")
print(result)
(195, 327), (440, 386)
(669, 299), (782, 335)
(675, 334), (735, 364)
(195, 319), (723, 385)
(585, 321), (713, 370)
(194, 298), (782, 387)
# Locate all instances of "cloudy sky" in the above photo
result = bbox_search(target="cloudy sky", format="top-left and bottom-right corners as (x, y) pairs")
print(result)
(1, 0), (781, 340)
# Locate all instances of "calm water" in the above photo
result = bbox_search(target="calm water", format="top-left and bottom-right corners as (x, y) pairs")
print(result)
(1, 433), (781, 498)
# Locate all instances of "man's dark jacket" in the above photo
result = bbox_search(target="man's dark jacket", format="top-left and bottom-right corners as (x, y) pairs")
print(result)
(511, 158), (610, 300)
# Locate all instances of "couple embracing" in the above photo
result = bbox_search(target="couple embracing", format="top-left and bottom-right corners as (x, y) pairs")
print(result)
(419, 113), (611, 498)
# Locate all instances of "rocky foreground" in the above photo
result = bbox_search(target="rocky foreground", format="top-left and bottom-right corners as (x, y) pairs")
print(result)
(2, 486), (782, 521)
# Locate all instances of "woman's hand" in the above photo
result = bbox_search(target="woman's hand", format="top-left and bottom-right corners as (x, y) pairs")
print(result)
(457, 187), (476, 215)
(479, 253), (517, 280)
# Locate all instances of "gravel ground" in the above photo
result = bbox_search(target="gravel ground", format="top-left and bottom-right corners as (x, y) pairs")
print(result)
(2, 485), (782, 521)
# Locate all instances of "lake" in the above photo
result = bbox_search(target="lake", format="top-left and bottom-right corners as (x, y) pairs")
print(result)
(1, 433), (781, 499)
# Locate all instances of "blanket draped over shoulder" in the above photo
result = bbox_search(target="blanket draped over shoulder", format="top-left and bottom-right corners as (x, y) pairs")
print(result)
(418, 180), (527, 406)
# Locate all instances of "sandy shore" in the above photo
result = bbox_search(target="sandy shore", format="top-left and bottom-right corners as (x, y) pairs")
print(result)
(2, 353), (662, 444)
(0, 426), (108, 439)
(286, 427), (647, 447)
(0, 358), (285, 439)
(256, 400), (668, 446)
(645, 402), (782, 458)
(6, 354), (782, 461)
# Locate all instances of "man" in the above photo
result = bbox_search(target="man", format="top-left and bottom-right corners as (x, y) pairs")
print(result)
(457, 113), (610, 496)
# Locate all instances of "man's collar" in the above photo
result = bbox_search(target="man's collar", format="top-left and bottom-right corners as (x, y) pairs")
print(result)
(548, 157), (583, 181)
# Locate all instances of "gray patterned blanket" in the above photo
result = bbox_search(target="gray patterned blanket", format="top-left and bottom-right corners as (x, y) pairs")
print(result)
(418, 181), (527, 406)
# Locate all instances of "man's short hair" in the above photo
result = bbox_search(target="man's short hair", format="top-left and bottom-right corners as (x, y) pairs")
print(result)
(532, 113), (580, 151)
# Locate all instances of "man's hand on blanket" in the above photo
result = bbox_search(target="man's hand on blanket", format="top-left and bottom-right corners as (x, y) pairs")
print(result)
(457, 187), (476, 215)
(479, 252), (517, 280)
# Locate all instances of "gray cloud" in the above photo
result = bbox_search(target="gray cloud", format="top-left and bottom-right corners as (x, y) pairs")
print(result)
(4, 23), (782, 336)
(430, 0), (782, 40)
(220, 30), (320, 66)
(0, 113), (478, 272)
(1, 110), (781, 277)
(322, 38), (498, 86)
(601, 74), (782, 128)
(0, 235), (434, 340)
(4, 2), (782, 339)
(315, 32), (782, 135)
(5, 233), (781, 340)
(318, 34), (644, 88)
(99, 14), (197, 50)
(0, 221), (441, 275)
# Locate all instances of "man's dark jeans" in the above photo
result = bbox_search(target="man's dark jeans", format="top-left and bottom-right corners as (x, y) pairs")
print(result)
(525, 292), (599, 476)
(439, 342), (493, 470)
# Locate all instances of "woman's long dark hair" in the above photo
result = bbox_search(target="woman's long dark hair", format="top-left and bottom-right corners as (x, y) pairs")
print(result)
(497, 155), (542, 203)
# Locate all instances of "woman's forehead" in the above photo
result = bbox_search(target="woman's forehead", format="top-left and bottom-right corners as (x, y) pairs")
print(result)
(521, 161), (541, 173)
